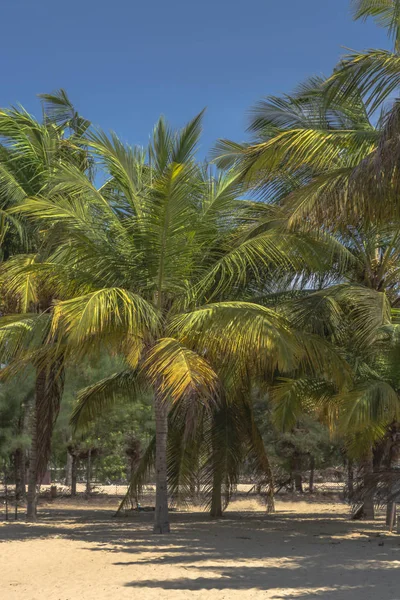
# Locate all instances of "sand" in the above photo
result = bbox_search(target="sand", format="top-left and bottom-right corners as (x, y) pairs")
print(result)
(1, 497), (400, 600)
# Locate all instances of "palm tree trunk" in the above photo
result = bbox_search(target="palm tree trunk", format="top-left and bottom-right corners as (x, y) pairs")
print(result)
(363, 497), (375, 519)
(347, 458), (354, 499)
(265, 489), (275, 513)
(309, 455), (315, 493)
(86, 449), (92, 495)
(27, 364), (65, 520)
(362, 449), (375, 519)
(210, 408), (223, 518)
(210, 469), (223, 518)
(153, 392), (170, 534)
(26, 399), (39, 520)
(248, 412), (275, 513)
(14, 448), (25, 500)
(386, 502), (396, 531)
(21, 401), (31, 499)
(71, 455), (77, 496)
(14, 397), (29, 501)
(65, 451), (73, 487)
(21, 452), (27, 497)
(292, 452), (303, 493)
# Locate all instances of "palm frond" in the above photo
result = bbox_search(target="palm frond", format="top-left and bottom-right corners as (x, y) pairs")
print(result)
(118, 435), (156, 512)
(171, 301), (298, 375)
(71, 368), (147, 430)
(327, 50), (400, 113)
(143, 337), (220, 405)
(51, 288), (160, 354)
(352, 0), (400, 51)
(39, 89), (91, 135)
(339, 380), (400, 455)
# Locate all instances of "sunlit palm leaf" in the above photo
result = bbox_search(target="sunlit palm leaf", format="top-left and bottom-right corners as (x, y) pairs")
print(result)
(143, 337), (220, 405)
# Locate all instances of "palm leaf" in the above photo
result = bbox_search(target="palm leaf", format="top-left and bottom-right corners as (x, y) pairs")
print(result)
(71, 368), (147, 430)
(143, 337), (220, 405)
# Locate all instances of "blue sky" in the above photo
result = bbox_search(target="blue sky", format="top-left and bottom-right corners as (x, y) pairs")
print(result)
(1, 0), (390, 157)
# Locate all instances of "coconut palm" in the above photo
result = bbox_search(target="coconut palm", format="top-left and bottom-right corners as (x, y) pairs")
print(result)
(213, 75), (380, 228)
(211, 69), (400, 517)
(116, 377), (276, 518)
(313, 1), (400, 221)
(6, 112), (350, 532)
(328, 1), (400, 110)
(271, 249), (400, 519)
(0, 90), (91, 518)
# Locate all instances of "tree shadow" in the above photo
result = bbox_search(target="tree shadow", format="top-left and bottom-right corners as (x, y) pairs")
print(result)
(1, 507), (398, 598)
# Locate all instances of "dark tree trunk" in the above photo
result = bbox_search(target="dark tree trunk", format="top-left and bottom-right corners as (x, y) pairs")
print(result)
(66, 451), (73, 487)
(248, 415), (275, 513)
(71, 455), (77, 496)
(14, 448), (25, 500)
(294, 473), (303, 493)
(383, 426), (400, 531)
(386, 502), (396, 531)
(292, 453), (303, 493)
(14, 395), (30, 501)
(86, 449), (92, 495)
(210, 470), (223, 518)
(309, 455), (315, 494)
(22, 453), (27, 496)
(153, 392), (170, 534)
(347, 459), (354, 499)
(26, 399), (39, 520)
(210, 408), (224, 518)
(363, 496), (375, 519)
(128, 457), (135, 482)
(190, 480), (197, 503)
(265, 488), (275, 513)
(126, 438), (141, 482)
(362, 449), (375, 519)
(27, 364), (65, 520)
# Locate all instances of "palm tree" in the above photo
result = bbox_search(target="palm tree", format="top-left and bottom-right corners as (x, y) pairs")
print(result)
(117, 379), (276, 517)
(0, 90), (91, 518)
(211, 69), (400, 517)
(315, 1), (400, 222)
(213, 75), (380, 228)
(272, 269), (400, 519)
(329, 0), (400, 110)
(8, 113), (348, 532)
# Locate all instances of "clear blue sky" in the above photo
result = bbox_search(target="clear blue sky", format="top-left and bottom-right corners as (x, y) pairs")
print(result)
(1, 0), (390, 157)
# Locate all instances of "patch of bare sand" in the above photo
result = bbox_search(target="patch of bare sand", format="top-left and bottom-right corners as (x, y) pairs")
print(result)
(1, 497), (400, 599)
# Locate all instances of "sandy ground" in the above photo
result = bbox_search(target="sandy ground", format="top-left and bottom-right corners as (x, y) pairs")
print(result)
(1, 496), (400, 600)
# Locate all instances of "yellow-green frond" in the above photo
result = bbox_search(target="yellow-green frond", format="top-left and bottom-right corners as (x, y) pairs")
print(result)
(142, 337), (220, 405)
(51, 288), (160, 355)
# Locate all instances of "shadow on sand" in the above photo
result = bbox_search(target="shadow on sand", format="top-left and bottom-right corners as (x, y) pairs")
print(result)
(1, 506), (399, 599)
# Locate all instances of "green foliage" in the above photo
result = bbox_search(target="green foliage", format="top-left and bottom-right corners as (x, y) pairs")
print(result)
(51, 354), (154, 481)
(0, 367), (34, 472)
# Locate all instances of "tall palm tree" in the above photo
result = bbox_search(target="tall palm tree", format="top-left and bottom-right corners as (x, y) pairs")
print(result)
(8, 113), (348, 532)
(0, 90), (91, 518)
(211, 66), (400, 516)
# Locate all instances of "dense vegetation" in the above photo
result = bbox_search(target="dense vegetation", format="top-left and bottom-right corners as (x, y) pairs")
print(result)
(2, 0), (400, 533)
